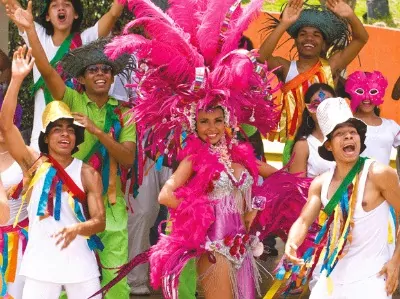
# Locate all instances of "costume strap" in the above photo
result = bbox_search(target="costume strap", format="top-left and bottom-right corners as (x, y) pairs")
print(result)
(321, 156), (367, 219)
(281, 60), (323, 94)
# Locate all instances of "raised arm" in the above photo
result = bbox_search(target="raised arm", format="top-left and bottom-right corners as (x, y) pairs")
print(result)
(258, 0), (303, 75)
(98, 0), (124, 37)
(392, 76), (400, 100)
(288, 139), (309, 177)
(159, 157), (193, 209)
(0, 46), (38, 172)
(55, 164), (105, 249)
(0, 178), (10, 225)
(328, 0), (369, 74)
(285, 175), (323, 264)
(6, 1), (66, 100)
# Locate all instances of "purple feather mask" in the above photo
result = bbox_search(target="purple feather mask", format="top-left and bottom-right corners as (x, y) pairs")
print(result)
(345, 71), (388, 112)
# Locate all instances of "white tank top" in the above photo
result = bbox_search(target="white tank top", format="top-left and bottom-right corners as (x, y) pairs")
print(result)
(285, 61), (300, 83)
(321, 159), (390, 283)
(19, 158), (100, 283)
(306, 135), (336, 178)
(0, 161), (28, 226)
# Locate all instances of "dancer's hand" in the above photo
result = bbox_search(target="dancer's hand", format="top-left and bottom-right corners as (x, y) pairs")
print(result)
(327, 0), (354, 19)
(53, 225), (79, 250)
(72, 112), (100, 135)
(6, 0), (34, 30)
(281, 0), (303, 26)
(284, 242), (304, 265)
(11, 45), (34, 82)
(378, 259), (400, 295)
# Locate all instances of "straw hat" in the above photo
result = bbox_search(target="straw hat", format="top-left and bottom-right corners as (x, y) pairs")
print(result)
(38, 101), (85, 154)
(316, 97), (367, 161)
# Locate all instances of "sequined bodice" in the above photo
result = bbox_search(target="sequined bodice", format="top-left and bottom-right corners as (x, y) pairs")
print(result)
(210, 170), (253, 199)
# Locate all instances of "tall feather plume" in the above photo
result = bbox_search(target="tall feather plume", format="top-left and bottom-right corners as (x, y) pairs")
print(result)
(220, 0), (264, 57)
(196, 0), (236, 65)
(126, 0), (174, 24)
(167, 0), (202, 48)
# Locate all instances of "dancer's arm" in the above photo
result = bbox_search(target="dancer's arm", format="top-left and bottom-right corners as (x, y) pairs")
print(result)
(54, 164), (105, 249)
(288, 139), (309, 177)
(328, 0), (369, 74)
(0, 46), (38, 172)
(98, 0), (124, 37)
(159, 157), (193, 209)
(6, 1), (66, 101)
(258, 0), (303, 76)
(0, 179), (10, 225)
(392, 76), (400, 100)
(257, 160), (278, 178)
(285, 175), (323, 264)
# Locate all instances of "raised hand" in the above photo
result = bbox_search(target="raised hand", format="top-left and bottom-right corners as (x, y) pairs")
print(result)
(327, 0), (354, 18)
(11, 45), (35, 82)
(6, 0), (33, 30)
(281, 0), (304, 26)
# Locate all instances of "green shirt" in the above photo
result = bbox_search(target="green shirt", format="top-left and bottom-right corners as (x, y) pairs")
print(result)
(63, 87), (136, 198)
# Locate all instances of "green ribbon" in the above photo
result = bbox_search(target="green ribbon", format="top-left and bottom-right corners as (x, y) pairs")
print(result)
(323, 156), (367, 217)
(31, 34), (74, 104)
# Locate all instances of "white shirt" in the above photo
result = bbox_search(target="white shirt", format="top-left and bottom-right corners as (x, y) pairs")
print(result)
(20, 159), (99, 283)
(361, 118), (400, 165)
(306, 135), (336, 178)
(0, 161), (27, 226)
(20, 22), (99, 151)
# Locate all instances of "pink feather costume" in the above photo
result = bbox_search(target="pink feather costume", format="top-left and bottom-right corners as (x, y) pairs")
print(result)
(87, 0), (312, 298)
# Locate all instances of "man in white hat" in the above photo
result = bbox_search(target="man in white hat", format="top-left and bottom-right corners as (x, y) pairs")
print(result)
(284, 97), (400, 298)
(0, 46), (105, 299)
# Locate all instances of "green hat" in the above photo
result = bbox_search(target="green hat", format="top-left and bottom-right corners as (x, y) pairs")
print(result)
(59, 38), (130, 78)
(287, 8), (349, 48)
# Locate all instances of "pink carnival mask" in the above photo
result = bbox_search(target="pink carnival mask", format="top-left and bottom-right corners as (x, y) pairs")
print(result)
(306, 90), (328, 113)
(345, 71), (388, 112)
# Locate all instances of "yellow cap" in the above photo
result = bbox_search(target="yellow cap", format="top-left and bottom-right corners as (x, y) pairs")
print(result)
(41, 101), (83, 133)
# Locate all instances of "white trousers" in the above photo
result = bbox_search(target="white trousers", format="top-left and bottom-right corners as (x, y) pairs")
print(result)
(126, 158), (172, 287)
(22, 277), (101, 299)
(6, 238), (25, 299)
(310, 274), (391, 299)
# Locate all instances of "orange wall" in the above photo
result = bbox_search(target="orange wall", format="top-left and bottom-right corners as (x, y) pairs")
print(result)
(245, 12), (400, 123)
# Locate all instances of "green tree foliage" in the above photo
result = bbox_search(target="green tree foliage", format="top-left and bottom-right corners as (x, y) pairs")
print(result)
(8, 0), (133, 129)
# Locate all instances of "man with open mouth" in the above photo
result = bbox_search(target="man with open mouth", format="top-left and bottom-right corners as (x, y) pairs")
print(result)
(284, 97), (400, 298)
(2, 0), (124, 153)
(258, 0), (369, 164)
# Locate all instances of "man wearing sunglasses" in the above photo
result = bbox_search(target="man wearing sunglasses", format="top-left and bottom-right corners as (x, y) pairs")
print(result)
(10, 4), (136, 297)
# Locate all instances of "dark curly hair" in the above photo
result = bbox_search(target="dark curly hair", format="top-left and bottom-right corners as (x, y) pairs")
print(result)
(291, 83), (336, 154)
(36, 0), (84, 36)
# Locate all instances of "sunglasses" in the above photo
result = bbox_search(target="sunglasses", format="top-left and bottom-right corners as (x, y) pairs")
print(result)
(85, 64), (113, 75)
(306, 91), (328, 113)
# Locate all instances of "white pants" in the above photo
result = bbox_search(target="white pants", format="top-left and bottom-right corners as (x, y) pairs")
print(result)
(310, 274), (391, 299)
(126, 158), (172, 287)
(22, 277), (101, 299)
(7, 238), (25, 299)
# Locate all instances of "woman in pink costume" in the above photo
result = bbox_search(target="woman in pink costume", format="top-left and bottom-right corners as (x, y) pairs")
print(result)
(90, 0), (310, 298)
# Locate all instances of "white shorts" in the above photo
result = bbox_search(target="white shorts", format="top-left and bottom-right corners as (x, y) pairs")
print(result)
(22, 277), (102, 299)
(310, 274), (391, 299)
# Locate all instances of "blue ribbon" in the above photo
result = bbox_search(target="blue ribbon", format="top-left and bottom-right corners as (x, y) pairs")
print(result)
(54, 180), (62, 221)
(37, 167), (57, 216)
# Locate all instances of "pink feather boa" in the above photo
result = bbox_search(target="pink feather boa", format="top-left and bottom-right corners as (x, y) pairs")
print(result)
(149, 134), (259, 291)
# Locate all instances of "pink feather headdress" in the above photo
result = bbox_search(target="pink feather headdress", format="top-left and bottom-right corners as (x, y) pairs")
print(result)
(106, 0), (280, 170)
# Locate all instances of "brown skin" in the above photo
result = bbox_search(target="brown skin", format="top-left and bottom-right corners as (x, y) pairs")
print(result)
(3, 0), (123, 46)
(0, 46), (105, 249)
(0, 49), (11, 85)
(158, 108), (277, 299)
(289, 90), (334, 176)
(259, 0), (369, 84)
(285, 124), (400, 295)
(7, 2), (136, 168)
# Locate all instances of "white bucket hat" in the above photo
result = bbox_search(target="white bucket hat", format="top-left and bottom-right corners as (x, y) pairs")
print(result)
(316, 97), (367, 161)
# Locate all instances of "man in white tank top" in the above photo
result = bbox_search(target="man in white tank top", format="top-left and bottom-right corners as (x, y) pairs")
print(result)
(285, 98), (400, 298)
(0, 47), (105, 299)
